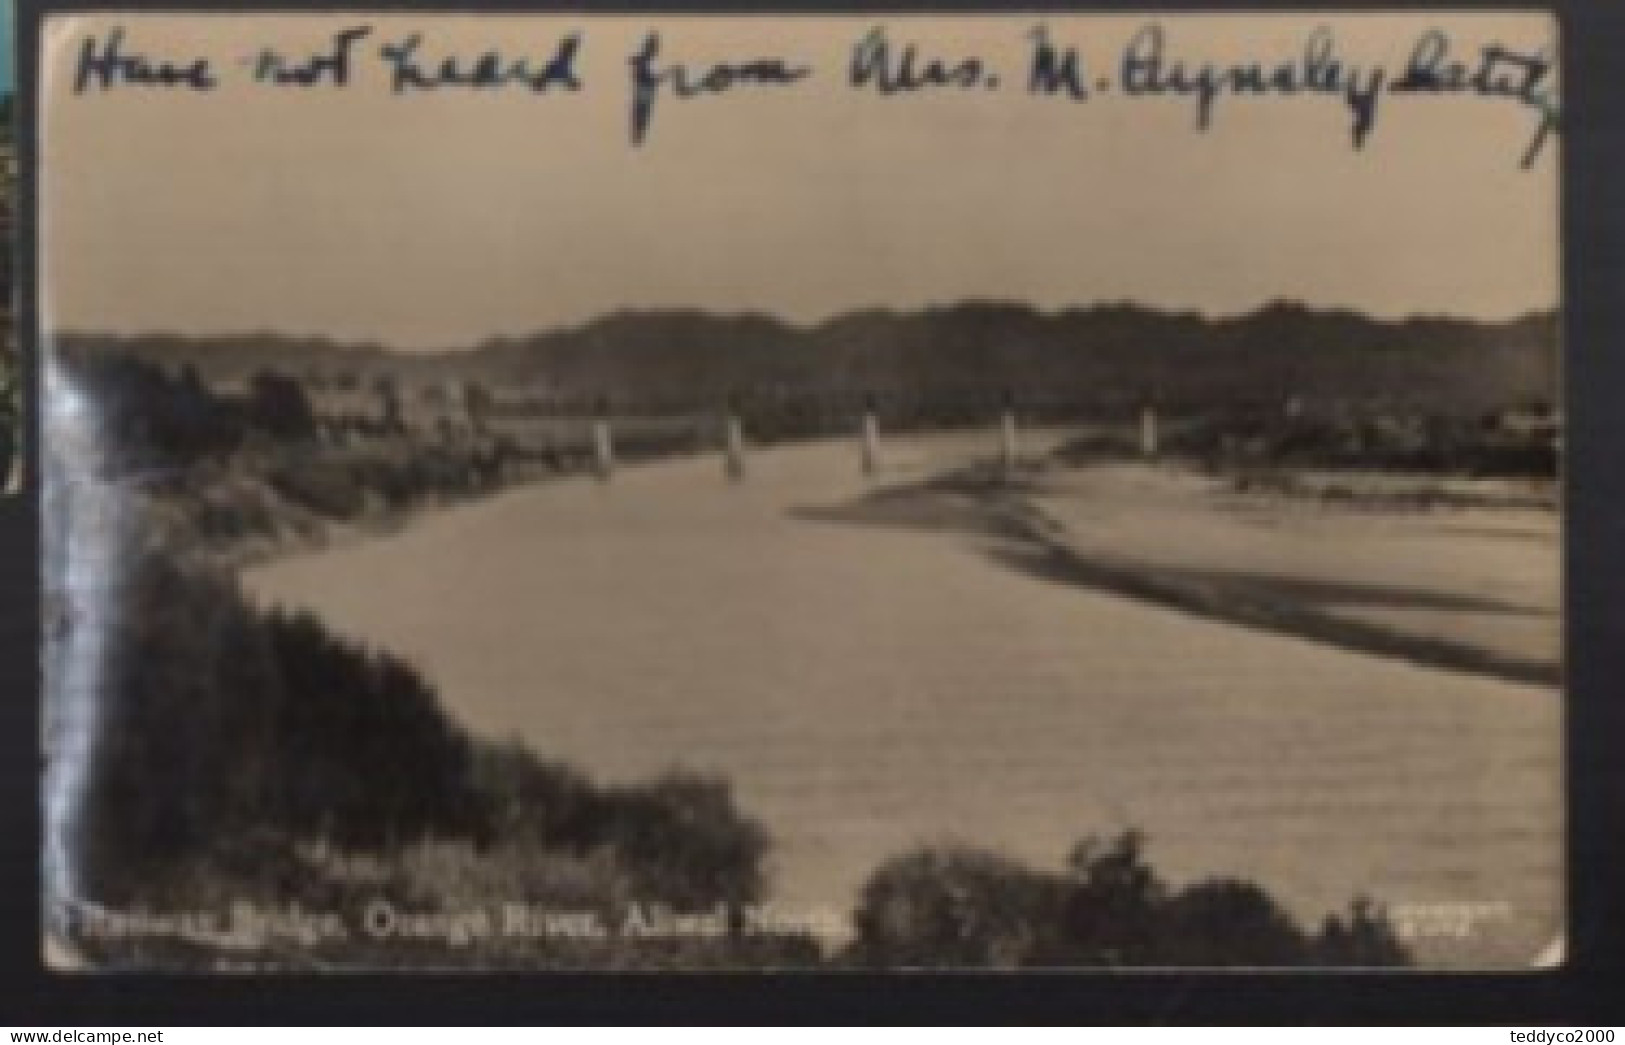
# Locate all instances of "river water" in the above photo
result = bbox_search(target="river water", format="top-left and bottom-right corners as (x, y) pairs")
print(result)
(245, 436), (1561, 967)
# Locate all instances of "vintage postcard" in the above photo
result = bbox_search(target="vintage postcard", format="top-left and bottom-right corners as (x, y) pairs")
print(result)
(38, 11), (1560, 970)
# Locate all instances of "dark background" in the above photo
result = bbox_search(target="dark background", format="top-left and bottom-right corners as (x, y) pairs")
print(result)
(0, 0), (1620, 1025)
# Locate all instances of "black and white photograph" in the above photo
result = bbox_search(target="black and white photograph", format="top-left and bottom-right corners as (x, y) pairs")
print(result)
(38, 11), (1561, 972)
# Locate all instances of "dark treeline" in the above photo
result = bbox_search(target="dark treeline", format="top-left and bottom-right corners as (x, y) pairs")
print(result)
(57, 350), (310, 476)
(58, 300), (1558, 420)
(49, 349), (531, 561)
(1061, 399), (1559, 479)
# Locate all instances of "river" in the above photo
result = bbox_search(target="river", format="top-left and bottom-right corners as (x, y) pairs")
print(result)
(245, 435), (1561, 967)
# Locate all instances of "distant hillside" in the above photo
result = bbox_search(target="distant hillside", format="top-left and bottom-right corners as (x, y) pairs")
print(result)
(52, 302), (1559, 416)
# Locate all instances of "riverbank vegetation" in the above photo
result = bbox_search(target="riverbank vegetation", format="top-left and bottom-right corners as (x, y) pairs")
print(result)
(56, 547), (808, 969)
(1055, 399), (1558, 510)
(51, 349), (539, 565)
(848, 834), (1407, 968)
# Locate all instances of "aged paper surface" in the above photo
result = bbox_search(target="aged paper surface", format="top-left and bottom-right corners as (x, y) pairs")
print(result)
(39, 12), (1559, 970)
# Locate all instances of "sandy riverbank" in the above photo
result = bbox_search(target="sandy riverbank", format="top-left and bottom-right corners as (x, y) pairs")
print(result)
(803, 458), (1559, 686)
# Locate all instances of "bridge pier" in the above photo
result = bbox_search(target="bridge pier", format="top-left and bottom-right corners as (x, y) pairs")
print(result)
(999, 409), (1019, 477)
(591, 418), (615, 481)
(724, 412), (747, 482)
(861, 410), (881, 477)
(1140, 404), (1159, 458)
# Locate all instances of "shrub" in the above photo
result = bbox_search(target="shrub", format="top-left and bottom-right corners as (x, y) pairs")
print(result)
(466, 741), (603, 849)
(70, 556), (284, 901)
(847, 831), (1412, 968)
(468, 745), (771, 910)
(265, 461), (367, 518)
(847, 846), (1061, 968)
(258, 608), (486, 847)
(593, 771), (769, 909)
(65, 551), (486, 901)
(1312, 897), (1412, 966)
(247, 369), (317, 441)
(1047, 830), (1169, 965)
(53, 352), (245, 476)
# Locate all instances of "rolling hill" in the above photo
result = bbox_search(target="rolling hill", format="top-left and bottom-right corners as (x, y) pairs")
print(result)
(51, 301), (1559, 416)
